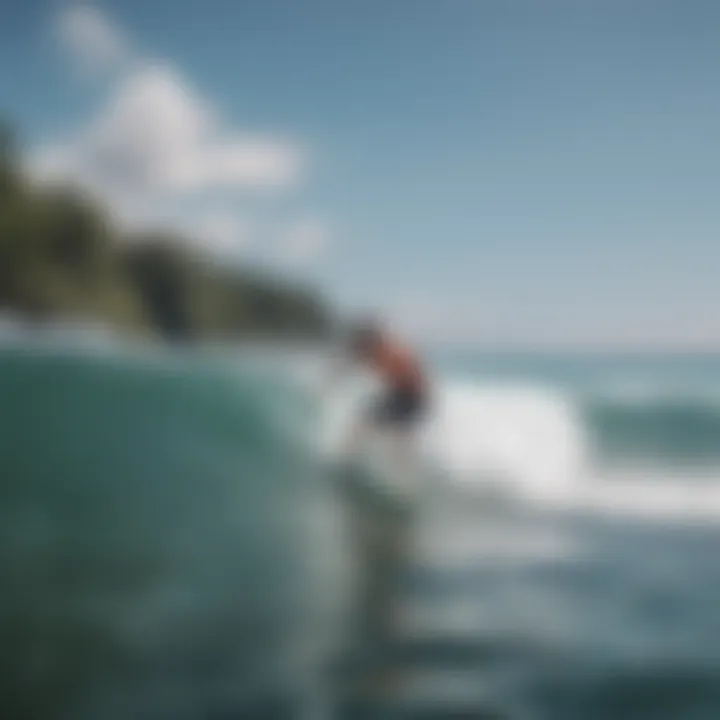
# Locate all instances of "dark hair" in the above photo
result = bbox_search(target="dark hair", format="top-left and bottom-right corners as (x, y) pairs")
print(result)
(347, 318), (382, 355)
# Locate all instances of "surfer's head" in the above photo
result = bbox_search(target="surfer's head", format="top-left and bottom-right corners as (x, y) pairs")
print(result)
(347, 318), (383, 358)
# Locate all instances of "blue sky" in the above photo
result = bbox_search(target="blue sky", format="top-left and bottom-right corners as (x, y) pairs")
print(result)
(2, 1), (720, 348)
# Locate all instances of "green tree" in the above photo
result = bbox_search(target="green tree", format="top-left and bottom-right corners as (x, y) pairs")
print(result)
(0, 120), (331, 341)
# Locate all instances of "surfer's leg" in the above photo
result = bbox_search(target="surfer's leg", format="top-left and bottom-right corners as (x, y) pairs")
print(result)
(386, 390), (425, 487)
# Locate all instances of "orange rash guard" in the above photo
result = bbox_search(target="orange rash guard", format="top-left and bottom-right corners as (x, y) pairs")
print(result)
(368, 341), (426, 395)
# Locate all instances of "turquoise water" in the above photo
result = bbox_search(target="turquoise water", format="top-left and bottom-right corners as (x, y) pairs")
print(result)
(432, 350), (720, 466)
(2, 336), (720, 718)
(0, 343), (347, 719)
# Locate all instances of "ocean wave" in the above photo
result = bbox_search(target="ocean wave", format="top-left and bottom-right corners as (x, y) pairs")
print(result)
(3, 339), (720, 720)
(426, 372), (720, 469)
(585, 401), (720, 465)
(0, 347), (349, 718)
(421, 381), (588, 501)
(315, 372), (720, 523)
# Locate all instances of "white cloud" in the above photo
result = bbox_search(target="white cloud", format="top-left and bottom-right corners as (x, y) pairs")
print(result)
(34, 64), (303, 195)
(57, 5), (129, 77)
(31, 6), (309, 262)
(276, 218), (330, 265)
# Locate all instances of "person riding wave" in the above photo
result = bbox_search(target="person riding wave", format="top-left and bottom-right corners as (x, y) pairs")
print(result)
(329, 318), (430, 485)
(327, 319), (430, 696)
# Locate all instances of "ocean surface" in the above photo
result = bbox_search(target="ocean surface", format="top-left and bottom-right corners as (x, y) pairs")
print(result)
(1, 326), (720, 719)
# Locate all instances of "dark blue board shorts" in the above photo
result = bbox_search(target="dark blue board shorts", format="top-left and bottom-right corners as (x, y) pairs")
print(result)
(368, 386), (427, 427)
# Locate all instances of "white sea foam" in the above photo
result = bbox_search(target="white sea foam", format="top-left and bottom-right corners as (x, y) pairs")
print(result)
(316, 369), (720, 525)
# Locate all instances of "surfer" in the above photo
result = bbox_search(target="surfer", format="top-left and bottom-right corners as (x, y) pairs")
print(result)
(326, 319), (430, 700)
(331, 318), (429, 483)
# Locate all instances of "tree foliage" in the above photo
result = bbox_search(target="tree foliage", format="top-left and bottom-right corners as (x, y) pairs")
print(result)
(0, 124), (331, 342)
